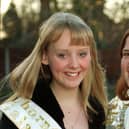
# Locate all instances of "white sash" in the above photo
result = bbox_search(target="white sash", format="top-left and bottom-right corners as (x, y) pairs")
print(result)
(0, 97), (62, 129)
(124, 107), (129, 129)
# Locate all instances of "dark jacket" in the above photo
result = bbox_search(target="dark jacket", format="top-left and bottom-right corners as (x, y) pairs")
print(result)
(0, 79), (106, 129)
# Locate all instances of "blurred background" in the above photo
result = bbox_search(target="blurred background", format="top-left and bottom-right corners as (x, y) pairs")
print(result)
(0, 0), (129, 100)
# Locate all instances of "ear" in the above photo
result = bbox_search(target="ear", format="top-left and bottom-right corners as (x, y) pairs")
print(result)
(41, 52), (49, 65)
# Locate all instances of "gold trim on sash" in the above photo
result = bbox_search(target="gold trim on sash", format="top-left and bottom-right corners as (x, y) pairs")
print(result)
(0, 97), (62, 129)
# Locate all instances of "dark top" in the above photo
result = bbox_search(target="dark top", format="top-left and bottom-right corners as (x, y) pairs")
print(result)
(0, 79), (106, 129)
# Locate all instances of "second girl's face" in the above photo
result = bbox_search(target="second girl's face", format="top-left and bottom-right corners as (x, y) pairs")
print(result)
(121, 36), (129, 87)
(42, 29), (91, 89)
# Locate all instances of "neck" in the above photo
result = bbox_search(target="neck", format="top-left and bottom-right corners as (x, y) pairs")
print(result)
(50, 82), (81, 107)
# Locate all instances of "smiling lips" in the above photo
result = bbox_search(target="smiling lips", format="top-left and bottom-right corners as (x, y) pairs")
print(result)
(65, 72), (79, 77)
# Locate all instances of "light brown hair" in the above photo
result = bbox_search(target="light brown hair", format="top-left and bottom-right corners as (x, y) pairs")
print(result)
(116, 29), (129, 100)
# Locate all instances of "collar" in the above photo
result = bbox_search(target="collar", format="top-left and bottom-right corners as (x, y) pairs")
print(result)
(32, 78), (65, 128)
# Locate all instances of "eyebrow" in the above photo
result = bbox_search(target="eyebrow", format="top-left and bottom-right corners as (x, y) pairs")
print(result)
(55, 48), (89, 52)
(55, 47), (89, 50)
(123, 49), (129, 52)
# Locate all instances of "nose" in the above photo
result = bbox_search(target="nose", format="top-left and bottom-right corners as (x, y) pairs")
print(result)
(69, 55), (79, 68)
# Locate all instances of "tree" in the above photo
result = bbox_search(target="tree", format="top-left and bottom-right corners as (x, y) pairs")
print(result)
(3, 3), (22, 40)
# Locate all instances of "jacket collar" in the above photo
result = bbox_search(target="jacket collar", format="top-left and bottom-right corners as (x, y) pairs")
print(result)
(32, 78), (65, 128)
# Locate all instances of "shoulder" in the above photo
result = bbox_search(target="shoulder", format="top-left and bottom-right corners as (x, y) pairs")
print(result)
(88, 97), (105, 128)
(108, 96), (129, 113)
(0, 97), (29, 129)
(89, 96), (105, 112)
(106, 96), (129, 129)
(108, 96), (129, 112)
(109, 96), (121, 105)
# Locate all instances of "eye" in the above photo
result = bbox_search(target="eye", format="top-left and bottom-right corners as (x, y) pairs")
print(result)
(123, 52), (129, 57)
(79, 52), (87, 57)
(57, 53), (66, 59)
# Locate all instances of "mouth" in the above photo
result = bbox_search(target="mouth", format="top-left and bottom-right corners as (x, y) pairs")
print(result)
(65, 72), (79, 77)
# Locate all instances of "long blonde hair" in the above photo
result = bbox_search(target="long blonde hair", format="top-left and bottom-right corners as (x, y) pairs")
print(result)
(5, 12), (107, 114)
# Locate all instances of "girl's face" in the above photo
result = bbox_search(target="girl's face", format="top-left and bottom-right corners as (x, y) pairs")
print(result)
(121, 36), (129, 87)
(42, 29), (91, 89)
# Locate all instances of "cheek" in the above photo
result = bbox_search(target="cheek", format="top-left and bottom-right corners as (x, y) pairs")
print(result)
(121, 61), (124, 70)
(49, 58), (66, 73)
(121, 59), (127, 72)
(80, 57), (91, 69)
(121, 59), (125, 69)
